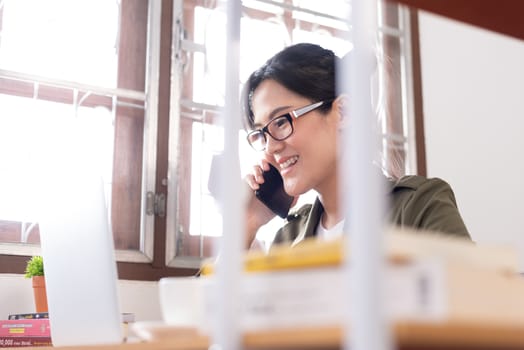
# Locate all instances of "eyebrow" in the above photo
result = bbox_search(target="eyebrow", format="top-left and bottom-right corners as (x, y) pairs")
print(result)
(252, 105), (293, 128)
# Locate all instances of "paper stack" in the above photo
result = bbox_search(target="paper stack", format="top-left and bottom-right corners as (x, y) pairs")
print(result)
(200, 227), (524, 331)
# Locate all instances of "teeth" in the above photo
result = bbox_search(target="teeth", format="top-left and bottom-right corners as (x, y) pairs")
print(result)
(280, 156), (298, 169)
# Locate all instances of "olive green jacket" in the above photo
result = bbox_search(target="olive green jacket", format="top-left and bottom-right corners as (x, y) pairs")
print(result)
(271, 175), (470, 248)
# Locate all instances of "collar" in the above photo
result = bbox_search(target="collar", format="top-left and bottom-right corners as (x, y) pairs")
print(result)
(291, 175), (401, 247)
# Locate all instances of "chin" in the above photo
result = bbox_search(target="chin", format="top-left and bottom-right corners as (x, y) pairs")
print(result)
(284, 184), (304, 197)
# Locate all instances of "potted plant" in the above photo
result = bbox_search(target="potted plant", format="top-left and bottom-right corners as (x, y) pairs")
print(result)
(25, 256), (48, 313)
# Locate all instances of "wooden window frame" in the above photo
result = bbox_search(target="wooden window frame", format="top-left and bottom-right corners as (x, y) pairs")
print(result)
(171, 0), (423, 263)
(0, 0), (198, 280)
(169, 0), (356, 266)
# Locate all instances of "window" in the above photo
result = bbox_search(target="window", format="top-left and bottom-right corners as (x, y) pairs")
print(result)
(0, 0), (163, 278)
(0, 0), (121, 248)
(0, 0), (421, 279)
(165, 0), (419, 265)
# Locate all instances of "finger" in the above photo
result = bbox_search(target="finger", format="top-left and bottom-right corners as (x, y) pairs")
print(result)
(245, 174), (260, 190)
(259, 159), (271, 172)
(253, 165), (265, 184)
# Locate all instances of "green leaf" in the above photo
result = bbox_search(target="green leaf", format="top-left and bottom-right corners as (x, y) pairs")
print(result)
(24, 256), (44, 278)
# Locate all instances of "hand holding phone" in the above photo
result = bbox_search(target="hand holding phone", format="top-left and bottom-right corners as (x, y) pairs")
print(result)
(255, 163), (294, 218)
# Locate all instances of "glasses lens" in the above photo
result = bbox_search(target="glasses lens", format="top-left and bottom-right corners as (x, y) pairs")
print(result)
(268, 115), (292, 140)
(247, 131), (266, 150)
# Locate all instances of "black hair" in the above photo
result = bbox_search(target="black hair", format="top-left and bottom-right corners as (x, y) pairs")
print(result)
(241, 43), (340, 130)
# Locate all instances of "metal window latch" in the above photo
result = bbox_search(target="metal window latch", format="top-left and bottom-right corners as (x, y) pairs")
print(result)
(146, 191), (166, 217)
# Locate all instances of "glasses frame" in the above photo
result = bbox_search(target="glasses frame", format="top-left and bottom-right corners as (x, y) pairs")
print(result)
(246, 100), (330, 151)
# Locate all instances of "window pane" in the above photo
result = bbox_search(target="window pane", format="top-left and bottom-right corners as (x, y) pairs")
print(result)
(0, 0), (118, 87)
(0, 94), (114, 245)
(0, 0), (150, 260)
(292, 0), (350, 31)
(193, 6), (288, 105)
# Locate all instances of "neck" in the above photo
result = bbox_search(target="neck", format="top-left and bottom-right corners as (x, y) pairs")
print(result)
(317, 176), (343, 230)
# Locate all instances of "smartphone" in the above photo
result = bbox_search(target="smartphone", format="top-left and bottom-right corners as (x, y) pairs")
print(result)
(255, 163), (294, 218)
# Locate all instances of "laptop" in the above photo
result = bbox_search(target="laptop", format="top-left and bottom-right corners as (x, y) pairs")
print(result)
(37, 129), (122, 346)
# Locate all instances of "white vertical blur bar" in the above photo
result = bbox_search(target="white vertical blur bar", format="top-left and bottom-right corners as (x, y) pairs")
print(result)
(341, 1), (391, 350)
(213, 1), (243, 350)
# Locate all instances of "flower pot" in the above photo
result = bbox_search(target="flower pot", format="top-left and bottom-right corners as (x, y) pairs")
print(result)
(32, 276), (49, 313)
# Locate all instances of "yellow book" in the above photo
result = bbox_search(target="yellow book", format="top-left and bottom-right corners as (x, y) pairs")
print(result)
(200, 226), (518, 275)
(200, 236), (342, 276)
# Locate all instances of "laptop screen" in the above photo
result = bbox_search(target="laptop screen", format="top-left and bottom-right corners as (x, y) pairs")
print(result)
(37, 128), (122, 346)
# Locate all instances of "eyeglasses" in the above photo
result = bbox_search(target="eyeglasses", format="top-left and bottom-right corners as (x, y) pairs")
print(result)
(246, 100), (330, 151)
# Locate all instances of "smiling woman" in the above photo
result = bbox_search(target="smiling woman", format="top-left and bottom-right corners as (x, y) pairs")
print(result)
(240, 43), (469, 253)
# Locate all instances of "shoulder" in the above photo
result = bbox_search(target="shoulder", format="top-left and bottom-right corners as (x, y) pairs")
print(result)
(391, 175), (452, 193)
(388, 175), (469, 238)
(390, 175), (458, 204)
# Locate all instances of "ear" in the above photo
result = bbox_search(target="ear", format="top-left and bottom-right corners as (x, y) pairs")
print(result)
(332, 94), (349, 129)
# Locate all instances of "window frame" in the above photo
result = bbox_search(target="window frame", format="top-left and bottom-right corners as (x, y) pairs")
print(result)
(0, 0), (199, 280)
(164, 0), (424, 268)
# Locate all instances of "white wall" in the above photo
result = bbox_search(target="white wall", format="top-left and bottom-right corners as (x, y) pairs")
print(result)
(419, 12), (524, 268)
(0, 274), (162, 322)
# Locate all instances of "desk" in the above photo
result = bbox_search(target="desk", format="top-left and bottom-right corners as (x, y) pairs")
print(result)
(26, 321), (524, 350)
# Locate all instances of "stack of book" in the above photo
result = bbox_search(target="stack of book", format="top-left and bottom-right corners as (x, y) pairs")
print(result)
(0, 312), (135, 347)
(200, 226), (524, 332)
(0, 313), (52, 347)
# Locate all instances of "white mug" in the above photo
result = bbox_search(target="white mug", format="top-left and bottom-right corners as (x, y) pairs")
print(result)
(158, 276), (205, 329)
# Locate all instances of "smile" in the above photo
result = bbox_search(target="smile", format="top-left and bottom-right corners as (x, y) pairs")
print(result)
(280, 156), (298, 169)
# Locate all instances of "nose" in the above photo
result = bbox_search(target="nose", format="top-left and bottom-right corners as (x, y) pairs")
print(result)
(264, 134), (284, 155)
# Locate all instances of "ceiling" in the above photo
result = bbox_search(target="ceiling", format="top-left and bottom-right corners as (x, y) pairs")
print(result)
(388, 0), (524, 42)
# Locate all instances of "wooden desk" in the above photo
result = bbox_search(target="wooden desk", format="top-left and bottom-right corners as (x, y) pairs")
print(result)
(26, 321), (524, 350)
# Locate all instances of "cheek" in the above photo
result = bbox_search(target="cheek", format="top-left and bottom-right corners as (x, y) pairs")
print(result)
(311, 132), (339, 170)
(289, 117), (339, 159)
(296, 130), (338, 168)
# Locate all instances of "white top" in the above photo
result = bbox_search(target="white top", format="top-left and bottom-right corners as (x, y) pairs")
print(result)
(316, 218), (345, 241)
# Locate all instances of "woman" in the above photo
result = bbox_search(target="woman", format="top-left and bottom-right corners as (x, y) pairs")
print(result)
(242, 43), (469, 250)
